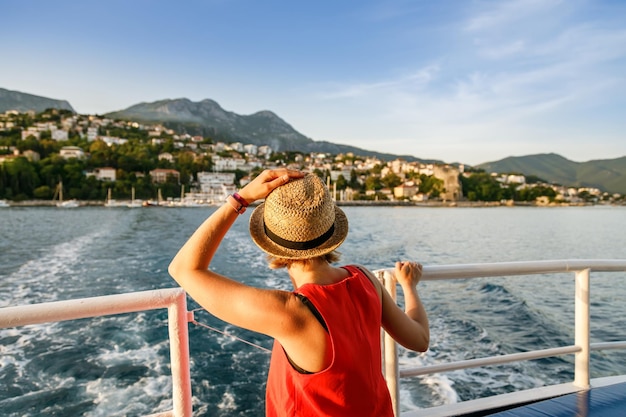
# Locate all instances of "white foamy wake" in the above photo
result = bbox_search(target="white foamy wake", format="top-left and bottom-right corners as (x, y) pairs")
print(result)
(84, 374), (172, 417)
(396, 347), (460, 411)
(78, 313), (175, 416)
(1, 230), (107, 307)
(216, 389), (237, 411)
(1, 304), (175, 416)
(396, 310), (559, 411)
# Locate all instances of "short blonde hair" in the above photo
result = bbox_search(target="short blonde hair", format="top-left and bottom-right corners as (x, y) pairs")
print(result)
(267, 251), (341, 270)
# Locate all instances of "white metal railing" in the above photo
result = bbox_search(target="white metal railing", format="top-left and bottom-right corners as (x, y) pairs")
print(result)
(375, 259), (626, 417)
(1, 260), (625, 417)
(0, 288), (193, 417)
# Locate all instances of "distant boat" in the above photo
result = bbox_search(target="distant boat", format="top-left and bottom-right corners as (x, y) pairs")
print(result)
(142, 188), (164, 207)
(127, 187), (142, 208)
(0, 199), (9, 208)
(179, 185), (204, 207)
(104, 188), (125, 207)
(54, 181), (79, 208)
(104, 188), (115, 207)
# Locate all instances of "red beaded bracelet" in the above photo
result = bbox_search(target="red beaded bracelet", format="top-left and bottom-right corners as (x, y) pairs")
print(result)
(232, 192), (249, 208)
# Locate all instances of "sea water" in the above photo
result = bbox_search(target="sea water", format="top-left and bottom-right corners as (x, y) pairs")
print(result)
(1, 205), (625, 416)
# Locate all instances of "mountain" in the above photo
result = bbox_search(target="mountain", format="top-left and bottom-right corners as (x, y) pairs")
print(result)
(105, 98), (431, 162)
(477, 153), (626, 194)
(0, 88), (75, 113)
(106, 98), (313, 152)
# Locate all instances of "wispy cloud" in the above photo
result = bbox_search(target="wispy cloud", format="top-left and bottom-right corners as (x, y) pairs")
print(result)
(299, 0), (626, 163)
(464, 0), (564, 33)
(357, 0), (429, 22)
(315, 65), (440, 100)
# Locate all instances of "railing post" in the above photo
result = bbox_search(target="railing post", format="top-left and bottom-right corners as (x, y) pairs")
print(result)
(168, 291), (193, 417)
(574, 268), (590, 389)
(380, 270), (400, 417)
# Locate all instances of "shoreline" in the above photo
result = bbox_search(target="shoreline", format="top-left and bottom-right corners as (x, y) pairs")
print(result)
(2, 200), (622, 208)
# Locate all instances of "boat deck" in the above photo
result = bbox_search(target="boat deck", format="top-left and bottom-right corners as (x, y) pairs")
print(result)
(488, 381), (626, 417)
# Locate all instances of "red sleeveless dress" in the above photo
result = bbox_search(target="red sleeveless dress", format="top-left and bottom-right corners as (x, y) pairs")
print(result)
(265, 265), (394, 417)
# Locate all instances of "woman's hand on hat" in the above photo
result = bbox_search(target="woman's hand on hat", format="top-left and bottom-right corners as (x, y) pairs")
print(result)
(238, 169), (305, 203)
(395, 261), (423, 288)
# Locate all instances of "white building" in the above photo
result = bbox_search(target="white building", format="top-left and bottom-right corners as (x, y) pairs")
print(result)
(244, 144), (258, 155)
(87, 127), (98, 141)
(496, 174), (526, 185)
(59, 146), (86, 159)
(197, 172), (235, 188)
(158, 152), (174, 163)
(101, 136), (128, 147)
(258, 145), (273, 158)
(21, 128), (40, 140)
(196, 172), (237, 203)
(230, 142), (244, 152)
(213, 156), (247, 171)
(418, 164), (435, 176)
(214, 142), (227, 152)
(394, 183), (418, 199)
(150, 169), (181, 184)
(89, 167), (116, 182)
(330, 168), (353, 182)
(51, 129), (69, 141)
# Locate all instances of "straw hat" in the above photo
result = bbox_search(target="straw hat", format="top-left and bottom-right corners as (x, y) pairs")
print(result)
(249, 174), (348, 260)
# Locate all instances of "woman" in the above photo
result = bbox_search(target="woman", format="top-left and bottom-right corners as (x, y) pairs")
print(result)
(169, 169), (429, 416)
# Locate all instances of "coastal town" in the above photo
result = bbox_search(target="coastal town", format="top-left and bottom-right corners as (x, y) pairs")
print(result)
(0, 108), (624, 207)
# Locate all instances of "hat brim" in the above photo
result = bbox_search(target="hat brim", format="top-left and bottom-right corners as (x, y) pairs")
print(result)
(249, 202), (348, 260)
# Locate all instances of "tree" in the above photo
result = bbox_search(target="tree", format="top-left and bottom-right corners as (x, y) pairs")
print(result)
(419, 174), (444, 198)
(381, 172), (402, 189)
(33, 185), (53, 199)
(365, 175), (382, 191)
(335, 174), (347, 191)
(38, 155), (66, 189)
(515, 185), (556, 202)
(459, 173), (502, 201)
(4, 157), (40, 199)
(0, 164), (8, 198)
(88, 140), (115, 168)
(349, 169), (360, 189)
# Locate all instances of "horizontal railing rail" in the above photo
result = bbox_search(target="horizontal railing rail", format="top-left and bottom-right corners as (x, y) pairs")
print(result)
(374, 259), (626, 417)
(399, 345), (582, 378)
(0, 288), (193, 417)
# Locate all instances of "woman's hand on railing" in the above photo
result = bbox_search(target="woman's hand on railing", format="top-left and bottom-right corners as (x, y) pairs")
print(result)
(381, 261), (430, 352)
(394, 261), (423, 289)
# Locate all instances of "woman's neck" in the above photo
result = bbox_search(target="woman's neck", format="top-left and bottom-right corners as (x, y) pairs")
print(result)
(288, 259), (348, 288)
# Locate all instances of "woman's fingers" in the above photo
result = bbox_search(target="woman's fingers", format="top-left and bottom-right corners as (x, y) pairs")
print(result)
(240, 169), (305, 202)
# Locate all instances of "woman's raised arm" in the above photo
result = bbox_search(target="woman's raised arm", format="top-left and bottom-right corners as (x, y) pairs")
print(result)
(167, 169), (305, 335)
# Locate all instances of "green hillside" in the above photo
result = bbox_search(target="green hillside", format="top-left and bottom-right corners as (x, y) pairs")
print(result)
(477, 153), (626, 194)
(578, 157), (626, 194)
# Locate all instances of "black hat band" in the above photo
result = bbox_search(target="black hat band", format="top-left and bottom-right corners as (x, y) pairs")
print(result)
(264, 222), (335, 251)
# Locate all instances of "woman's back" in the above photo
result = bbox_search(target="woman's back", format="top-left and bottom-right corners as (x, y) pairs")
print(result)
(266, 266), (394, 417)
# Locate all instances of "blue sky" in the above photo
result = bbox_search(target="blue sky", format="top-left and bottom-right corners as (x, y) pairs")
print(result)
(3, 0), (626, 165)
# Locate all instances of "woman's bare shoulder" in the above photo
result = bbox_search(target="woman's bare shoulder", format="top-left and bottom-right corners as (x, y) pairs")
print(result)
(348, 264), (383, 299)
